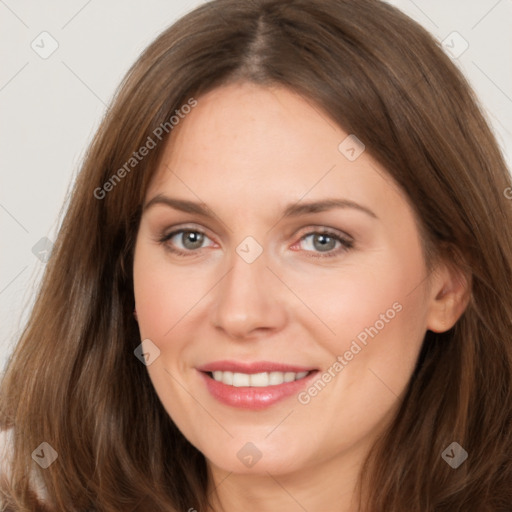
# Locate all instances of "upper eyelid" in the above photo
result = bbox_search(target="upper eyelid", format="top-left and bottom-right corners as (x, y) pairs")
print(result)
(161, 223), (214, 239)
(160, 223), (351, 240)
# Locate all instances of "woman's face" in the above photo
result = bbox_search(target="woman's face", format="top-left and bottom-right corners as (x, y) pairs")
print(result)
(133, 82), (438, 478)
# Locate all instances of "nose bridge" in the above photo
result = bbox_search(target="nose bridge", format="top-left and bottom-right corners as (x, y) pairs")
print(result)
(229, 245), (272, 300)
(210, 242), (287, 337)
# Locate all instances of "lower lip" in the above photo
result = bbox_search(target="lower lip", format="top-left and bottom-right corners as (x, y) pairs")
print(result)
(198, 370), (318, 410)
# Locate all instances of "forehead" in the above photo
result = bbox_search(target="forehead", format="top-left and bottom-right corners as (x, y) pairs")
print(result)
(154, 83), (340, 177)
(146, 82), (404, 220)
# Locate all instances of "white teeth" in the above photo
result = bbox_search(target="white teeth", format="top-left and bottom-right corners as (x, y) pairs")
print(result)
(250, 372), (269, 387)
(269, 371), (284, 385)
(284, 372), (296, 383)
(210, 370), (310, 387)
(232, 372), (250, 387)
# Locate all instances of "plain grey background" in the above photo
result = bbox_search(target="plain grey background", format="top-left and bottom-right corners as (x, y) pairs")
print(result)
(1, 0), (511, 375)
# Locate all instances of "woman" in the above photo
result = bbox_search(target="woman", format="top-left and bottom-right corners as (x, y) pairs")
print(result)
(1, 0), (511, 510)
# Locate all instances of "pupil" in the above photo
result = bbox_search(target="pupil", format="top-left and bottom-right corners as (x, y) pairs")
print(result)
(313, 234), (335, 252)
(183, 231), (204, 249)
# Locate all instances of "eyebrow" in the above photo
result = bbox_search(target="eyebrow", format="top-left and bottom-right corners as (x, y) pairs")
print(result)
(143, 195), (378, 219)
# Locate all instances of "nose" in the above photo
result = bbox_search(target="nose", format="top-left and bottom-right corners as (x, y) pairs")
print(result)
(210, 247), (288, 340)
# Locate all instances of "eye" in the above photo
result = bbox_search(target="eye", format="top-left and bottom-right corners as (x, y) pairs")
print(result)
(159, 228), (216, 255)
(157, 226), (353, 258)
(293, 229), (353, 258)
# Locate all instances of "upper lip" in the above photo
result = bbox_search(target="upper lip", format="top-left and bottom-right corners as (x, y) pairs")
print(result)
(197, 360), (317, 374)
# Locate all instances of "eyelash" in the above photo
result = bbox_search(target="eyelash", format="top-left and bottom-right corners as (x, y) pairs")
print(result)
(158, 226), (354, 259)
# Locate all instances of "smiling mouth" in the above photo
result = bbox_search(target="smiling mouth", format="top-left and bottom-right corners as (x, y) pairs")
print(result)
(203, 370), (315, 387)
(198, 363), (320, 409)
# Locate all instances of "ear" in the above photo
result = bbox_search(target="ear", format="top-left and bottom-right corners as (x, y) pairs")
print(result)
(425, 256), (471, 333)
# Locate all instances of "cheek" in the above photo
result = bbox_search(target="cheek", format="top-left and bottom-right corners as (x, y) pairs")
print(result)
(295, 243), (428, 368)
(291, 265), (406, 345)
(133, 243), (200, 423)
(133, 243), (207, 340)
(133, 248), (170, 340)
(292, 261), (428, 445)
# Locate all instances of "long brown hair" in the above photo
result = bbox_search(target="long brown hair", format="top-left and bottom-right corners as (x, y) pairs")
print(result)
(1, 0), (511, 510)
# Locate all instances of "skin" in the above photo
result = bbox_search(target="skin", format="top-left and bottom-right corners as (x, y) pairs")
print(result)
(133, 82), (469, 512)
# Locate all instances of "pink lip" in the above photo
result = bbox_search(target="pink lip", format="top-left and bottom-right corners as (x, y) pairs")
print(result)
(196, 360), (318, 410)
(196, 360), (316, 373)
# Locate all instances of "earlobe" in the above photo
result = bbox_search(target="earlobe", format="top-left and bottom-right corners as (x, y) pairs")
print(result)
(426, 263), (471, 334)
